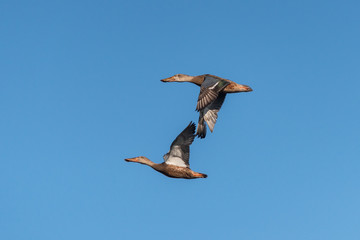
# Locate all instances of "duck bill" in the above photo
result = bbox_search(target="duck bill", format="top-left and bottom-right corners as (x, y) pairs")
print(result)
(160, 76), (175, 82)
(124, 157), (138, 162)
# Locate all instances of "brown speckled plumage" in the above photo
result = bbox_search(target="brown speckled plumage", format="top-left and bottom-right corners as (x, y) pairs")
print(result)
(152, 163), (207, 179)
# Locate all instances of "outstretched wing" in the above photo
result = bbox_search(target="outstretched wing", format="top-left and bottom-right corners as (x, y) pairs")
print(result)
(163, 122), (196, 168)
(196, 93), (227, 138)
(203, 92), (227, 132)
(196, 75), (229, 111)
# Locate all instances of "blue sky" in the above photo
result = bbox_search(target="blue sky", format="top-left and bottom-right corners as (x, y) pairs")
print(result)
(1, 0), (360, 239)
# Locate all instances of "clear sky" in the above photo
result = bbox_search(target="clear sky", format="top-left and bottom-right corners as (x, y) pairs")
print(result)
(1, 0), (360, 239)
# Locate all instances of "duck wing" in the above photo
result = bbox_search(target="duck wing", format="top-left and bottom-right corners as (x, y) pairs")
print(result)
(203, 92), (226, 132)
(196, 93), (226, 138)
(196, 110), (206, 138)
(196, 75), (229, 111)
(163, 122), (196, 168)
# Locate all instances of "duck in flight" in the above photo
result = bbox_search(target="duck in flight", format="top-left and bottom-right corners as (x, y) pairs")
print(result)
(125, 122), (207, 179)
(161, 74), (252, 138)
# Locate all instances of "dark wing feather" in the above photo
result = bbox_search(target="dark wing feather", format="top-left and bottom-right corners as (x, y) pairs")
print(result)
(196, 75), (229, 111)
(164, 122), (196, 167)
(196, 111), (207, 138)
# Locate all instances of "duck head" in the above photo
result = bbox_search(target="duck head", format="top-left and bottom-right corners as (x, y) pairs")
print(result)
(161, 74), (194, 83)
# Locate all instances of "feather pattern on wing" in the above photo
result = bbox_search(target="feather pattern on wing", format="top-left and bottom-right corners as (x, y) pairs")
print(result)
(164, 122), (196, 168)
(196, 75), (229, 111)
(196, 93), (227, 137)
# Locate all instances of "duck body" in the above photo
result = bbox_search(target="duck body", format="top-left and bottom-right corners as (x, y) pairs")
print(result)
(161, 74), (252, 138)
(152, 163), (206, 179)
(125, 122), (207, 179)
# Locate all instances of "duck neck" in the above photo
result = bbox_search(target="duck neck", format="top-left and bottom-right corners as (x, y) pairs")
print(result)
(179, 75), (204, 86)
(137, 157), (157, 168)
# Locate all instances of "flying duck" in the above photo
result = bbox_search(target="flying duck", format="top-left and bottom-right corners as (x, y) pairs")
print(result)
(125, 122), (207, 179)
(161, 74), (252, 138)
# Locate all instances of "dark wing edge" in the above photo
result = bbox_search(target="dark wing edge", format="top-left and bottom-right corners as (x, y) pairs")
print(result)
(196, 111), (207, 138)
(170, 122), (196, 148)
